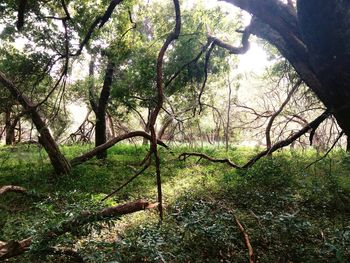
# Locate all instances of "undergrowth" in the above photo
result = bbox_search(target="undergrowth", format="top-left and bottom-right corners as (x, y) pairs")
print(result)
(0, 144), (349, 262)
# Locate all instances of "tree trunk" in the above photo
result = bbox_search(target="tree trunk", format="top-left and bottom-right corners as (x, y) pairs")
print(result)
(95, 112), (108, 158)
(222, 0), (350, 136)
(91, 59), (115, 159)
(4, 111), (14, 145)
(297, 0), (350, 136)
(142, 108), (151, 145)
(0, 71), (71, 174)
(225, 76), (232, 151)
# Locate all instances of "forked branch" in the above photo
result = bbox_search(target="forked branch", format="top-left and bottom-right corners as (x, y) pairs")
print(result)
(149, 0), (181, 221)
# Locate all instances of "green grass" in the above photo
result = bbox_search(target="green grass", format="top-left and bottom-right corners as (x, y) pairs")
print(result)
(0, 144), (350, 262)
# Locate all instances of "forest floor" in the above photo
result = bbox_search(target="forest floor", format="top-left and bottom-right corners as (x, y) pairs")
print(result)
(0, 144), (350, 262)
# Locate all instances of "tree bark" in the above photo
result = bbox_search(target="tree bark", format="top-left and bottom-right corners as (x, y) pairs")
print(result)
(221, 0), (350, 136)
(0, 71), (71, 174)
(4, 111), (14, 145)
(91, 58), (115, 159)
(297, 0), (350, 136)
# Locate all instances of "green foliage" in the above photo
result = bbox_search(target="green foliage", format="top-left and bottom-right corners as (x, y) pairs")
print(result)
(1, 145), (350, 262)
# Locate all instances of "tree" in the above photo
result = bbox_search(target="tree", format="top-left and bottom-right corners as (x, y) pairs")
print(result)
(219, 0), (350, 136)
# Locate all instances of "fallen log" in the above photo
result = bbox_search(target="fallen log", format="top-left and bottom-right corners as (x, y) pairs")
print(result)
(0, 199), (156, 260)
(0, 185), (27, 196)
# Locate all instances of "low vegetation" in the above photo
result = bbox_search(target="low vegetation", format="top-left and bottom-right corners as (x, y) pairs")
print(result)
(0, 144), (349, 262)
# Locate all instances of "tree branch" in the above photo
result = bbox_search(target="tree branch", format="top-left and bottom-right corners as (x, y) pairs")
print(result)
(16, 0), (27, 30)
(148, 0), (181, 221)
(235, 216), (254, 263)
(179, 111), (330, 169)
(266, 79), (301, 149)
(305, 131), (345, 169)
(101, 158), (152, 201)
(0, 185), (27, 196)
(72, 0), (124, 56)
(0, 200), (156, 260)
(70, 131), (168, 166)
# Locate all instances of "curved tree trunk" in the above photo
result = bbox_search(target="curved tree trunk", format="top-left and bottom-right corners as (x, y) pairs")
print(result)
(297, 0), (350, 135)
(90, 58), (115, 159)
(222, 0), (350, 136)
(0, 71), (71, 174)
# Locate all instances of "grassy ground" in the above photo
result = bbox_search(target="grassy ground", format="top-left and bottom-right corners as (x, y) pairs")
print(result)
(0, 143), (349, 262)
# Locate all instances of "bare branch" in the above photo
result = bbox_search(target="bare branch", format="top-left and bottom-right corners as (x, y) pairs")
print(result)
(306, 131), (345, 169)
(165, 39), (212, 87)
(70, 131), (168, 166)
(179, 111), (330, 169)
(179, 152), (241, 169)
(266, 79), (302, 149)
(198, 42), (216, 113)
(72, 0), (125, 56)
(208, 21), (252, 55)
(101, 158), (152, 201)
(235, 216), (254, 263)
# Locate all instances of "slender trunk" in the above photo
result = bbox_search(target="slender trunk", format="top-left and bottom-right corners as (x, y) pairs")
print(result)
(266, 80), (300, 153)
(107, 112), (115, 138)
(95, 59), (115, 159)
(95, 112), (108, 158)
(17, 120), (22, 143)
(347, 136), (350, 152)
(142, 108), (151, 145)
(5, 111), (14, 145)
(7, 115), (21, 145)
(225, 77), (232, 151)
(157, 115), (173, 140)
(0, 71), (71, 174)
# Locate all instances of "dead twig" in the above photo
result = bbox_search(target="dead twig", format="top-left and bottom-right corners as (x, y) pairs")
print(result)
(305, 131), (344, 169)
(101, 158), (151, 202)
(235, 216), (254, 263)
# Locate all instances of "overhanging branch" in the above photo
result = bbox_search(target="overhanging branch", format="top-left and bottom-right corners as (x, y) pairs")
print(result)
(70, 131), (168, 166)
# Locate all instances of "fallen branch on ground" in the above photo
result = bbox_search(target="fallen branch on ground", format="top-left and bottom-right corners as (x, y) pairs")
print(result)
(235, 216), (254, 263)
(0, 185), (27, 196)
(0, 200), (156, 260)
